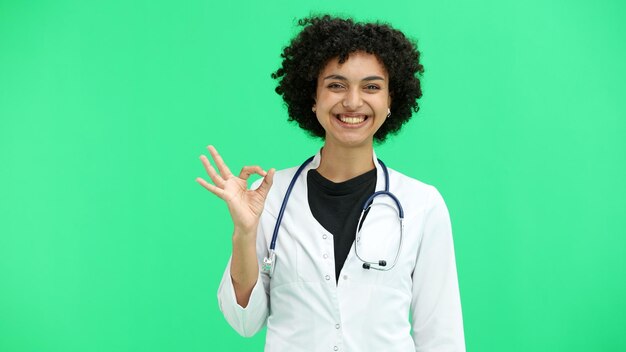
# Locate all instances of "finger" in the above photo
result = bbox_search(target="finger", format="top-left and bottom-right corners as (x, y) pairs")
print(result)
(207, 145), (233, 179)
(195, 177), (226, 200)
(239, 166), (266, 181)
(256, 168), (275, 197)
(200, 155), (225, 187)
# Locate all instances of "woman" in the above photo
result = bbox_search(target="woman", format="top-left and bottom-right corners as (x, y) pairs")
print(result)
(197, 15), (465, 351)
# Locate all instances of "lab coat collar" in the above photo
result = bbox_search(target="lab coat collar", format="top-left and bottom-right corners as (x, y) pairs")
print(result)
(307, 147), (386, 193)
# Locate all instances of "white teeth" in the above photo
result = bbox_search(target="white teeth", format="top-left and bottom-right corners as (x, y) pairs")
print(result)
(338, 115), (366, 124)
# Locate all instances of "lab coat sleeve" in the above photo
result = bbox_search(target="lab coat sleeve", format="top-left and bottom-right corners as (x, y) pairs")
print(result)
(216, 180), (272, 337)
(410, 186), (466, 351)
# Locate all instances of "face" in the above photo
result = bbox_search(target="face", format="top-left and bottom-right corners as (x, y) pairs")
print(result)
(314, 51), (391, 148)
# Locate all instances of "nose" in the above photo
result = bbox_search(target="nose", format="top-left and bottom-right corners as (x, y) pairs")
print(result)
(342, 87), (363, 110)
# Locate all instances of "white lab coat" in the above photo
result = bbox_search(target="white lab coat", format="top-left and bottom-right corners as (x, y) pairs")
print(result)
(217, 150), (465, 352)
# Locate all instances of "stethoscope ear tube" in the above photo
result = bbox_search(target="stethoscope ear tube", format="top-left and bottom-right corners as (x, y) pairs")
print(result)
(265, 155), (405, 277)
(355, 198), (404, 271)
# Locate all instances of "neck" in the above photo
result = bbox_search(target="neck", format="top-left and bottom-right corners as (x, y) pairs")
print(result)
(316, 141), (375, 183)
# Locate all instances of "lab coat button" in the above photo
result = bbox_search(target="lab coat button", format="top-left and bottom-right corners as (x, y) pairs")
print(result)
(343, 275), (348, 280)
(323, 253), (329, 259)
(333, 347), (339, 351)
(325, 275), (331, 281)
(335, 324), (340, 329)
(322, 234), (328, 239)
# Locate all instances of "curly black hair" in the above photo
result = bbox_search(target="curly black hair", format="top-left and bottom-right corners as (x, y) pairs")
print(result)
(271, 15), (424, 142)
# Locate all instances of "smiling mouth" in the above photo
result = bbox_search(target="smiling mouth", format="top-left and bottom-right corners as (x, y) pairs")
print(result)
(335, 114), (369, 125)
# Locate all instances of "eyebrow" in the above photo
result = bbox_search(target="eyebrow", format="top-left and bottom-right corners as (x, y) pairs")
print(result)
(323, 74), (386, 81)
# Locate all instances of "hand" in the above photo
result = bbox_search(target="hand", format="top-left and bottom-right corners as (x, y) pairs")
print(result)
(196, 145), (275, 234)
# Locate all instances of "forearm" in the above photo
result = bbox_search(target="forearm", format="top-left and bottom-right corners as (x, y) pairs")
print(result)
(411, 186), (465, 350)
(230, 227), (259, 308)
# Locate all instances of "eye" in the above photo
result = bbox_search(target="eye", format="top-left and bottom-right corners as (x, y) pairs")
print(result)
(364, 84), (381, 91)
(327, 83), (345, 89)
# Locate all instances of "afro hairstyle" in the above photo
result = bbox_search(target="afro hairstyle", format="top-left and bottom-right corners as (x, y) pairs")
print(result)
(271, 15), (425, 142)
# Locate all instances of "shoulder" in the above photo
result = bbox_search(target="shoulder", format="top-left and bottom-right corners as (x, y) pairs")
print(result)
(387, 166), (447, 217)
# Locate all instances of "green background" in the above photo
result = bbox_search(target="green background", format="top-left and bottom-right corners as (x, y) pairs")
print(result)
(1, 0), (625, 351)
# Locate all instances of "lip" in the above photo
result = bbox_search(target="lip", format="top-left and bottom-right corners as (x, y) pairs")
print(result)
(333, 113), (370, 128)
(335, 113), (368, 117)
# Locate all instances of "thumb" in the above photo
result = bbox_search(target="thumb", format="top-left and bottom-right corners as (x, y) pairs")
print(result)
(256, 168), (275, 196)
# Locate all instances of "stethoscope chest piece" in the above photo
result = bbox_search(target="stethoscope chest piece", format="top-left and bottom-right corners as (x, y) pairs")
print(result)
(262, 250), (276, 277)
(265, 155), (405, 278)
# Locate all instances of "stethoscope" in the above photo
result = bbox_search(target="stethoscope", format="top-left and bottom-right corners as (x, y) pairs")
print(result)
(262, 155), (405, 278)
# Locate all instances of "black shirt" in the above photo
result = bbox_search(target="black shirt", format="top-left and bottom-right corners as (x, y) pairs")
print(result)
(307, 168), (377, 282)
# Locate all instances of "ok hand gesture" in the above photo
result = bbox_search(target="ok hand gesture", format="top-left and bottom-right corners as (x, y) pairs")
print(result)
(196, 145), (275, 235)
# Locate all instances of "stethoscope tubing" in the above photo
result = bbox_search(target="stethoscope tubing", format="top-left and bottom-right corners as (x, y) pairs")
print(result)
(265, 155), (404, 275)
(270, 155), (315, 250)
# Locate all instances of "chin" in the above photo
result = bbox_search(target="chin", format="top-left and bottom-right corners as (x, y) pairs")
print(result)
(327, 134), (374, 148)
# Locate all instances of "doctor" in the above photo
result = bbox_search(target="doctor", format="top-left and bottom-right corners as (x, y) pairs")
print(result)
(197, 15), (465, 351)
